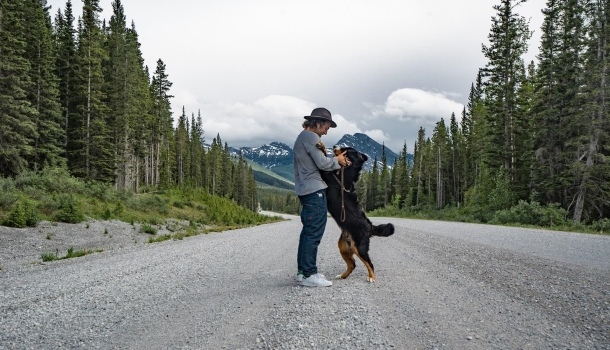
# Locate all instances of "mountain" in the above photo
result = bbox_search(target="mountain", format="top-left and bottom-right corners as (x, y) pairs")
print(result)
(232, 134), (411, 183)
(230, 142), (293, 168)
(242, 158), (294, 190)
(334, 133), (400, 170)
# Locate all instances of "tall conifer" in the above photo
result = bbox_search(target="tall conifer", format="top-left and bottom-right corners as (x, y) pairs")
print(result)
(0, 0), (38, 176)
(150, 58), (173, 187)
(570, 0), (610, 222)
(53, 0), (77, 158)
(481, 0), (532, 178)
(23, 0), (64, 170)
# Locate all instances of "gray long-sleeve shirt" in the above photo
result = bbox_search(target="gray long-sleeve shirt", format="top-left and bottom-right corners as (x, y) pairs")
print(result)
(293, 130), (341, 196)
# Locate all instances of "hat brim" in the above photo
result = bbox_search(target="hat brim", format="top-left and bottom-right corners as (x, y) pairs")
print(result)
(304, 116), (337, 128)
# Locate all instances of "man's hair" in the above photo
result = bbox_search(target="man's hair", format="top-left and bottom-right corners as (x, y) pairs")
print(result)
(303, 118), (326, 129)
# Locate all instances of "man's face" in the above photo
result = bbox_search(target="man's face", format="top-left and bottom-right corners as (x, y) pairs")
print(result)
(314, 121), (332, 137)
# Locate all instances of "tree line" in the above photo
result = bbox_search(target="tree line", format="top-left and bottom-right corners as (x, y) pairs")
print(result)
(0, 0), (258, 211)
(358, 0), (609, 224)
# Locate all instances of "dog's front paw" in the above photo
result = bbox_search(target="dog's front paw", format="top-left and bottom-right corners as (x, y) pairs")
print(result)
(367, 277), (376, 283)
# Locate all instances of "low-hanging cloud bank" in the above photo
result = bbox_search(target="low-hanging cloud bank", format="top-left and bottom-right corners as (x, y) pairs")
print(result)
(178, 88), (464, 154)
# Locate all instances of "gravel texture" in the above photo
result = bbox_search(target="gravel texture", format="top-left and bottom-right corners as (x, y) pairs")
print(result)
(0, 213), (609, 349)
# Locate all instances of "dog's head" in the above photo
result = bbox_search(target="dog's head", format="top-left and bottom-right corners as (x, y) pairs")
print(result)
(332, 146), (368, 183)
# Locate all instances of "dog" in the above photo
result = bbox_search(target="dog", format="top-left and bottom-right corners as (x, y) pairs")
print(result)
(320, 145), (395, 282)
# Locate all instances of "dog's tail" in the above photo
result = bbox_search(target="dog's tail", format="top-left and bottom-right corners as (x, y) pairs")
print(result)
(372, 223), (395, 237)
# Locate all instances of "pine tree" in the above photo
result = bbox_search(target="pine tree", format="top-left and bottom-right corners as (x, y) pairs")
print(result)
(69, 0), (112, 181)
(24, 0), (65, 170)
(569, 0), (610, 222)
(396, 142), (410, 209)
(149, 58), (173, 187)
(389, 157), (398, 204)
(463, 70), (486, 192)
(449, 112), (463, 205)
(368, 157), (379, 210)
(431, 118), (451, 208)
(379, 144), (390, 206)
(53, 0), (77, 159)
(411, 127), (427, 206)
(175, 107), (188, 185)
(481, 0), (532, 179)
(513, 61), (536, 200)
(423, 137), (434, 207)
(189, 111), (204, 187)
(104, 0), (129, 187)
(531, 0), (585, 207)
(0, 0), (38, 176)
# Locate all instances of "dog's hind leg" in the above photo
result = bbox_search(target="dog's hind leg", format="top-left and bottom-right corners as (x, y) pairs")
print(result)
(353, 241), (376, 282)
(336, 230), (356, 279)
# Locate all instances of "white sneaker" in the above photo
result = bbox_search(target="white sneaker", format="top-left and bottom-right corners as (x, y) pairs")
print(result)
(296, 272), (325, 282)
(301, 273), (332, 287)
(296, 272), (305, 282)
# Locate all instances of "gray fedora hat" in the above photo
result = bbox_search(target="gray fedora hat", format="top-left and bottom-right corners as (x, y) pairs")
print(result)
(304, 107), (337, 128)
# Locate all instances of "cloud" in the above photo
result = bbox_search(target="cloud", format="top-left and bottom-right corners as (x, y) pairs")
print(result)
(363, 129), (390, 144)
(379, 88), (464, 125)
(357, 88), (465, 153)
(195, 95), (360, 148)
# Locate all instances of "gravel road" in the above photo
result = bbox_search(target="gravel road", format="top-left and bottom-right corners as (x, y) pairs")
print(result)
(1, 213), (609, 349)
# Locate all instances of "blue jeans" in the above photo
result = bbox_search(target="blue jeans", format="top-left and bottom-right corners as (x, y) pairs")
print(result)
(297, 189), (328, 277)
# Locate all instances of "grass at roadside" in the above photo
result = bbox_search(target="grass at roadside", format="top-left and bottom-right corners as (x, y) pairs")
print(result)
(147, 224), (253, 243)
(369, 201), (610, 235)
(0, 167), (283, 231)
(41, 247), (104, 262)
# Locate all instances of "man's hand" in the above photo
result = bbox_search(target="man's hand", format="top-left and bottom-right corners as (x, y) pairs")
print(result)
(337, 151), (351, 167)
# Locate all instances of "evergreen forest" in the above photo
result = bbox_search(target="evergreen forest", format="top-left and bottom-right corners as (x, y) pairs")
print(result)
(356, 0), (609, 231)
(1, 0), (609, 233)
(0, 0), (262, 227)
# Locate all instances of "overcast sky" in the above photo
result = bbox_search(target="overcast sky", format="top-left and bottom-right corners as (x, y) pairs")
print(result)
(47, 0), (546, 153)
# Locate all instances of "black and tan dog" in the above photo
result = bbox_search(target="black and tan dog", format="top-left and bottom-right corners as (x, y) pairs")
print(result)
(319, 145), (395, 282)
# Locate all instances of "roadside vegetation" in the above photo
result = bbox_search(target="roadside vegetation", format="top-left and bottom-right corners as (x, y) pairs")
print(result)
(0, 167), (282, 231)
(287, 1), (610, 236)
(41, 247), (105, 262)
(368, 198), (610, 236)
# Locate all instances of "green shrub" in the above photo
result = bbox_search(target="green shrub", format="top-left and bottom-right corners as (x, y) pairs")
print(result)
(4, 201), (26, 228)
(492, 200), (567, 227)
(85, 181), (117, 202)
(42, 247), (103, 261)
(41, 167), (85, 194)
(148, 217), (164, 226)
(3, 200), (38, 228)
(113, 201), (124, 216)
(148, 234), (171, 243)
(24, 201), (39, 227)
(41, 250), (59, 262)
(100, 206), (113, 220)
(140, 223), (157, 234)
(591, 218), (610, 233)
(0, 177), (18, 209)
(22, 186), (46, 200)
(15, 168), (84, 194)
(39, 193), (60, 214)
(55, 195), (85, 223)
(126, 195), (169, 214)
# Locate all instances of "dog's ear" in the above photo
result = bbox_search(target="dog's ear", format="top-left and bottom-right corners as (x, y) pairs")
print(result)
(332, 145), (343, 156)
(359, 152), (368, 162)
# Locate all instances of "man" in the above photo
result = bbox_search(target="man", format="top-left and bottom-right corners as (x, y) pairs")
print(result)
(293, 107), (350, 287)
